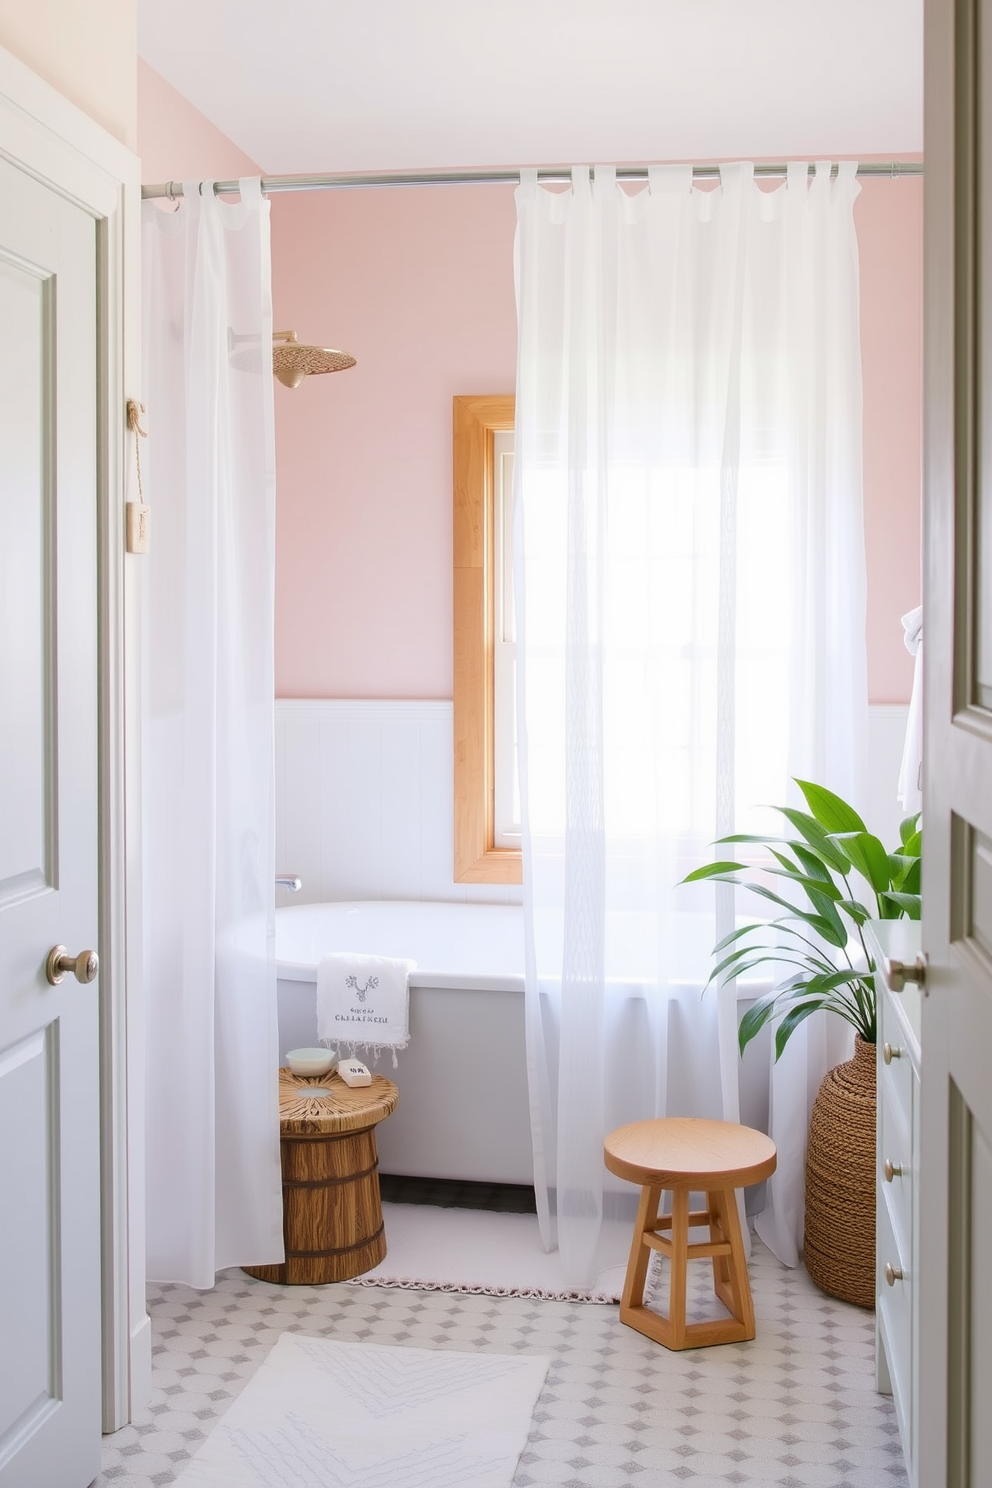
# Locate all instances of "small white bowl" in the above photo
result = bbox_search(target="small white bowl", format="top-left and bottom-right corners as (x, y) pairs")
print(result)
(285, 1047), (336, 1077)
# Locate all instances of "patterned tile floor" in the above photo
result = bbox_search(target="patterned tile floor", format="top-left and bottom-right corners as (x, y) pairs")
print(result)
(99, 1204), (907, 1488)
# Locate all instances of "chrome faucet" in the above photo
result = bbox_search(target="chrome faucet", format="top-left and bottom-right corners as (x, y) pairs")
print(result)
(275, 873), (302, 892)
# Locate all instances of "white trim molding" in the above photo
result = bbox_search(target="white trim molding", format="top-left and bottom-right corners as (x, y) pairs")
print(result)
(275, 698), (450, 723)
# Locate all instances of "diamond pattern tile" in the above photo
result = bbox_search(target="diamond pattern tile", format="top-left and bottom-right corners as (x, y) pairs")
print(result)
(98, 1235), (907, 1487)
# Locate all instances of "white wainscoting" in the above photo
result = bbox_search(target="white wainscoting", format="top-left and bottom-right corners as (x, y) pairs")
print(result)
(275, 700), (522, 908)
(275, 700), (911, 908)
(866, 704), (915, 850)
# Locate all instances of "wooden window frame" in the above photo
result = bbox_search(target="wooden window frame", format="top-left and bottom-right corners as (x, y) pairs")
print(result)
(453, 394), (522, 883)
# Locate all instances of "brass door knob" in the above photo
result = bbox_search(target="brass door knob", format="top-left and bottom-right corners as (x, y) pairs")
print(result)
(882, 1042), (902, 1064)
(882, 954), (927, 992)
(885, 1262), (904, 1287)
(46, 945), (99, 986)
(883, 1159), (902, 1182)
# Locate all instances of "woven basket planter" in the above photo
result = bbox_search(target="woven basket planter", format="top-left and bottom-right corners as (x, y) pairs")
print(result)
(803, 1034), (876, 1309)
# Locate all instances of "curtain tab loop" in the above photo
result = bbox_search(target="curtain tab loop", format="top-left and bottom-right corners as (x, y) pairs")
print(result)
(182, 179), (203, 216)
(835, 160), (860, 197)
(718, 161), (753, 194)
(648, 165), (692, 195)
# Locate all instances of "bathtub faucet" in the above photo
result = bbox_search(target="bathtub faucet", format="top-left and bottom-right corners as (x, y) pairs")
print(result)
(275, 873), (302, 892)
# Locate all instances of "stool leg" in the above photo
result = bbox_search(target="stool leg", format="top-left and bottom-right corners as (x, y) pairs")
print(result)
(621, 1182), (661, 1312)
(668, 1188), (689, 1349)
(707, 1189), (732, 1305)
(711, 1186), (756, 1340)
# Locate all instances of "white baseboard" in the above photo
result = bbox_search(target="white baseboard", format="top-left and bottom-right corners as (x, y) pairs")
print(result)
(127, 1313), (152, 1422)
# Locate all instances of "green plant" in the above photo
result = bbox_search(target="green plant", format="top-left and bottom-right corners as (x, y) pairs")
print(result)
(682, 780), (922, 1061)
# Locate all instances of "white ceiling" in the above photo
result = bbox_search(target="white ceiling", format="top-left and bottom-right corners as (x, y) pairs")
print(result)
(137, 0), (923, 178)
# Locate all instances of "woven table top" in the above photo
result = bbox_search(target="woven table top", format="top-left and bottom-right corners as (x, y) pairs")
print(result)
(276, 1067), (398, 1134)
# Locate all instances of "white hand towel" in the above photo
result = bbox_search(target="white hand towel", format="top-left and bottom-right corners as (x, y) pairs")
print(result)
(316, 952), (415, 1064)
(897, 605), (923, 816)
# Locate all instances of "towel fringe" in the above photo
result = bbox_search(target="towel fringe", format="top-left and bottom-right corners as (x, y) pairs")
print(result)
(320, 1035), (409, 1067)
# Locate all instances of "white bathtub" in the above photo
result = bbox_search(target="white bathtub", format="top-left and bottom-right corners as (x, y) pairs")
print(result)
(276, 900), (532, 1184)
(275, 899), (770, 1190)
(277, 899), (526, 993)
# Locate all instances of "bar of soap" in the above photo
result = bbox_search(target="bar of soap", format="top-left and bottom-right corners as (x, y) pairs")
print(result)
(337, 1059), (372, 1088)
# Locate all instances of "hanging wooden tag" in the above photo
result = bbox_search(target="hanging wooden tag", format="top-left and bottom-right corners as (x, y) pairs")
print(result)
(125, 398), (150, 554)
(126, 501), (151, 554)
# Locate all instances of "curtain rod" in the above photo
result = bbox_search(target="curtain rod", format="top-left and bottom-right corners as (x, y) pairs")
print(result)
(141, 160), (924, 201)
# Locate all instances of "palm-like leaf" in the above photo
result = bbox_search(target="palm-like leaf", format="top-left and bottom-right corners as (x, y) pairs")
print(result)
(681, 780), (922, 1060)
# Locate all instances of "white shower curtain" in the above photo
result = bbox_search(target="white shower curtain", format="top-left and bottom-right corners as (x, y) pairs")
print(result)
(514, 162), (868, 1284)
(141, 179), (284, 1287)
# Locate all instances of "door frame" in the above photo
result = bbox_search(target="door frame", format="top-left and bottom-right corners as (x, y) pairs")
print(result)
(0, 45), (145, 1430)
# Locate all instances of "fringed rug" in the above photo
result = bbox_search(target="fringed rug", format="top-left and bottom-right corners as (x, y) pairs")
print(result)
(347, 1200), (632, 1302)
(171, 1332), (548, 1488)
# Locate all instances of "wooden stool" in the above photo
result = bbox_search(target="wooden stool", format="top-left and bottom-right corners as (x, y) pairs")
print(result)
(244, 1068), (398, 1286)
(604, 1117), (776, 1350)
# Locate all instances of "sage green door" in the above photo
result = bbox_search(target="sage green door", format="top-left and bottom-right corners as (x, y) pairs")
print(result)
(920, 0), (992, 1481)
(0, 149), (102, 1486)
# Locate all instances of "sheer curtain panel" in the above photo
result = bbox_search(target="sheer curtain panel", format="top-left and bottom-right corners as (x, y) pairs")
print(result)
(513, 163), (868, 1284)
(142, 180), (284, 1287)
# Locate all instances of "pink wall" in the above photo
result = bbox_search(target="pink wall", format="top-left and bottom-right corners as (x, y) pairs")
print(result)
(271, 177), (922, 703)
(271, 185), (517, 699)
(0, 0), (137, 148)
(137, 59), (260, 184)
(858, 176), (923, 702)
(135, 66), (922, 706)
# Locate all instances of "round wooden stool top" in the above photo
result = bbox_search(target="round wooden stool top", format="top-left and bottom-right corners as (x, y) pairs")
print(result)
(604, 1117), (776, 1189)
(277, 1067), (398, 1134)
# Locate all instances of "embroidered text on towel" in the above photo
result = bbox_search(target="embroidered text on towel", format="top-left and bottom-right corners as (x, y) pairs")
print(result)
(316, 952), (415, 1066)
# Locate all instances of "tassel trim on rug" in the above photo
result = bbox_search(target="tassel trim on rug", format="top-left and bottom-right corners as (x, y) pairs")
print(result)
(344, 1273), (621, 1305)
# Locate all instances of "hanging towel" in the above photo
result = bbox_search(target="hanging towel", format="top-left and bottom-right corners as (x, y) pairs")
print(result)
(897, 605), (923, 816)
(316, 953), (415, 1065)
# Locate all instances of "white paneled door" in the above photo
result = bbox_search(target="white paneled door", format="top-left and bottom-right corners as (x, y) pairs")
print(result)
(0, 155), (102, 1484)
(920, 0), (992, 1483)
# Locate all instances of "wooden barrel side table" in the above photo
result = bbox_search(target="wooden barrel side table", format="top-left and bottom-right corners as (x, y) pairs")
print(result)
(244, 1068), (398, 1286)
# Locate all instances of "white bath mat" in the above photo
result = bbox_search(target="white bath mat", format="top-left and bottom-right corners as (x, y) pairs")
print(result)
(347, 1200), (631, 1302)
(171, 1331), (548, 1488)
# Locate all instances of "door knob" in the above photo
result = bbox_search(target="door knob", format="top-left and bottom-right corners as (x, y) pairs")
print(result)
(46, 945), (99, 986)
(883, 1159), (902, 1182)
(882, 1042), (902, 1064)
(885, 1262), (904, 1287)
(882, 954), (927, 993)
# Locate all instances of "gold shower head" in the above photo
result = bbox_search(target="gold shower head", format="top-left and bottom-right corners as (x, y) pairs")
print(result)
(271, 329), (356, 388)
